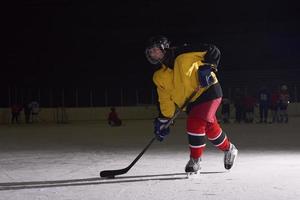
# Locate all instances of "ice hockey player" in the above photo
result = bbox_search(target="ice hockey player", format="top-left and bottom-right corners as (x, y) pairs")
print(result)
(145, 35), (238, 175)
(278, 84), (290, 123)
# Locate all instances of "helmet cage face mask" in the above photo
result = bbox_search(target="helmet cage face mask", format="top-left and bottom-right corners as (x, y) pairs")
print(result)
(145, 45), (165, 65)
(145, 36), (170, 65)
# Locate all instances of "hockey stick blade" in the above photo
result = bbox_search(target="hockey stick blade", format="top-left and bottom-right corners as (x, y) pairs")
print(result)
(100, 168), (128, 178)
(100, 137), (156, 178)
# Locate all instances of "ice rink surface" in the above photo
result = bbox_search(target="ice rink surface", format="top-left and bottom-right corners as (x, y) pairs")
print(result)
(0, 118), (300, 200)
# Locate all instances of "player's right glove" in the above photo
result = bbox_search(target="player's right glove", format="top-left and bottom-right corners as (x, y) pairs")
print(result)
(153, 117), (170, 142)
(198, 64), (215, 87)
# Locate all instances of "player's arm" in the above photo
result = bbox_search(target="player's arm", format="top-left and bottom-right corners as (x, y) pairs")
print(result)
(152, 71), (176, 142)
(178, 43), (221, 71)
(202, 44), (221, 70)
(153, 75), (176, 118)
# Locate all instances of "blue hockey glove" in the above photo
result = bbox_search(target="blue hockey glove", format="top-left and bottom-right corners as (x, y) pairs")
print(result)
(153, 118), (170, 142)
(198, 65), (215, 87)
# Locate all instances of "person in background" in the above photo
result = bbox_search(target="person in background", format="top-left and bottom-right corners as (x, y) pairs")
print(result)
(257, 86), (270, 123)
(221, 97), (230, 123)
(233, 88), (244, 123)
(23, 102), (32, 124)
(30, 100), (40, 123)
(243, 93), (256, 123)
(108, 107), (122, 126)
(11, 103), (22, 124)
(270, 87), (280, 123)
(278, 85), (290, 123)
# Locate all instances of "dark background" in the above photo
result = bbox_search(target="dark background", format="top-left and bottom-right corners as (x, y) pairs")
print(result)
(3, 0), (300, 103)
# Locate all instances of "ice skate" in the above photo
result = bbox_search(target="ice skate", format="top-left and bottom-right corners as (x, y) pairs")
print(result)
(185, 157), (201, 178)
(224, 143), (238, 170)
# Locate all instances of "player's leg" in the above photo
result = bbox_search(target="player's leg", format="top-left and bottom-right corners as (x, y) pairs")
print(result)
(206, 120), (238, 170)
(185, 115), (207, 173)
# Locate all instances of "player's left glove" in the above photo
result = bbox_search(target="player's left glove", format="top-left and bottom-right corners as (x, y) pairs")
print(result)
(204, 44), (220, 71)
(153, 117), (170, 142)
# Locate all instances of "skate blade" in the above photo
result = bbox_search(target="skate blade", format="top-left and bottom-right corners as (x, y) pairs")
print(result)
(226, 151), (238, 170)
(186, 171), (201, 179)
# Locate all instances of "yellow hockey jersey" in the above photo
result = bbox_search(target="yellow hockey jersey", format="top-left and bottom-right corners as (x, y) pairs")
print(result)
(153, 52), (219, 118)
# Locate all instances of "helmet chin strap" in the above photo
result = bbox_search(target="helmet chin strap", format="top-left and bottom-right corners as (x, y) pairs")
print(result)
(160, 49), (175, 69)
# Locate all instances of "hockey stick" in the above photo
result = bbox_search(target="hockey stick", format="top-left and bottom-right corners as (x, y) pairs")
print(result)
(100, 87), (200, 178)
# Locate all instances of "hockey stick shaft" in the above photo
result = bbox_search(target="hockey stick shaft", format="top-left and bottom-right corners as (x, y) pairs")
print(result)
(164, 86), (200, 128)
(100, 87), (200, 178)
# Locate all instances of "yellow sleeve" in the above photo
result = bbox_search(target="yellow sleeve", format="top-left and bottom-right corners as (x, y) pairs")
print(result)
(153, 68), (176, 118)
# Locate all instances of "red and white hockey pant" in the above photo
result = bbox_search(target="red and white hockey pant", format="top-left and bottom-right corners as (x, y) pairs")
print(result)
(186, 99), (230, 159)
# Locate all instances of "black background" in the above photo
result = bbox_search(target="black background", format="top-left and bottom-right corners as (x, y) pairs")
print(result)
(3, 0), (300, 88)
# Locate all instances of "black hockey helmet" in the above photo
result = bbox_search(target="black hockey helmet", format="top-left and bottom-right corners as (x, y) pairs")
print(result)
(145, 35), (170, 65)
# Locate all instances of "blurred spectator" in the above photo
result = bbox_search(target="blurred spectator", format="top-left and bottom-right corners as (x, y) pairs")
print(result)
(278, 85), (290, 123)
(221, 97), (230, 123)
(270, 87), (280, 123)
(108, 107), (122, 126)
(233, 88), (244, 123)
(257, 86), (270, 123)
(11, 103), (22, 124)
(29, 100), (40, 123)
(243, 93), (256, 123)
(23, 102), (32, 124)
